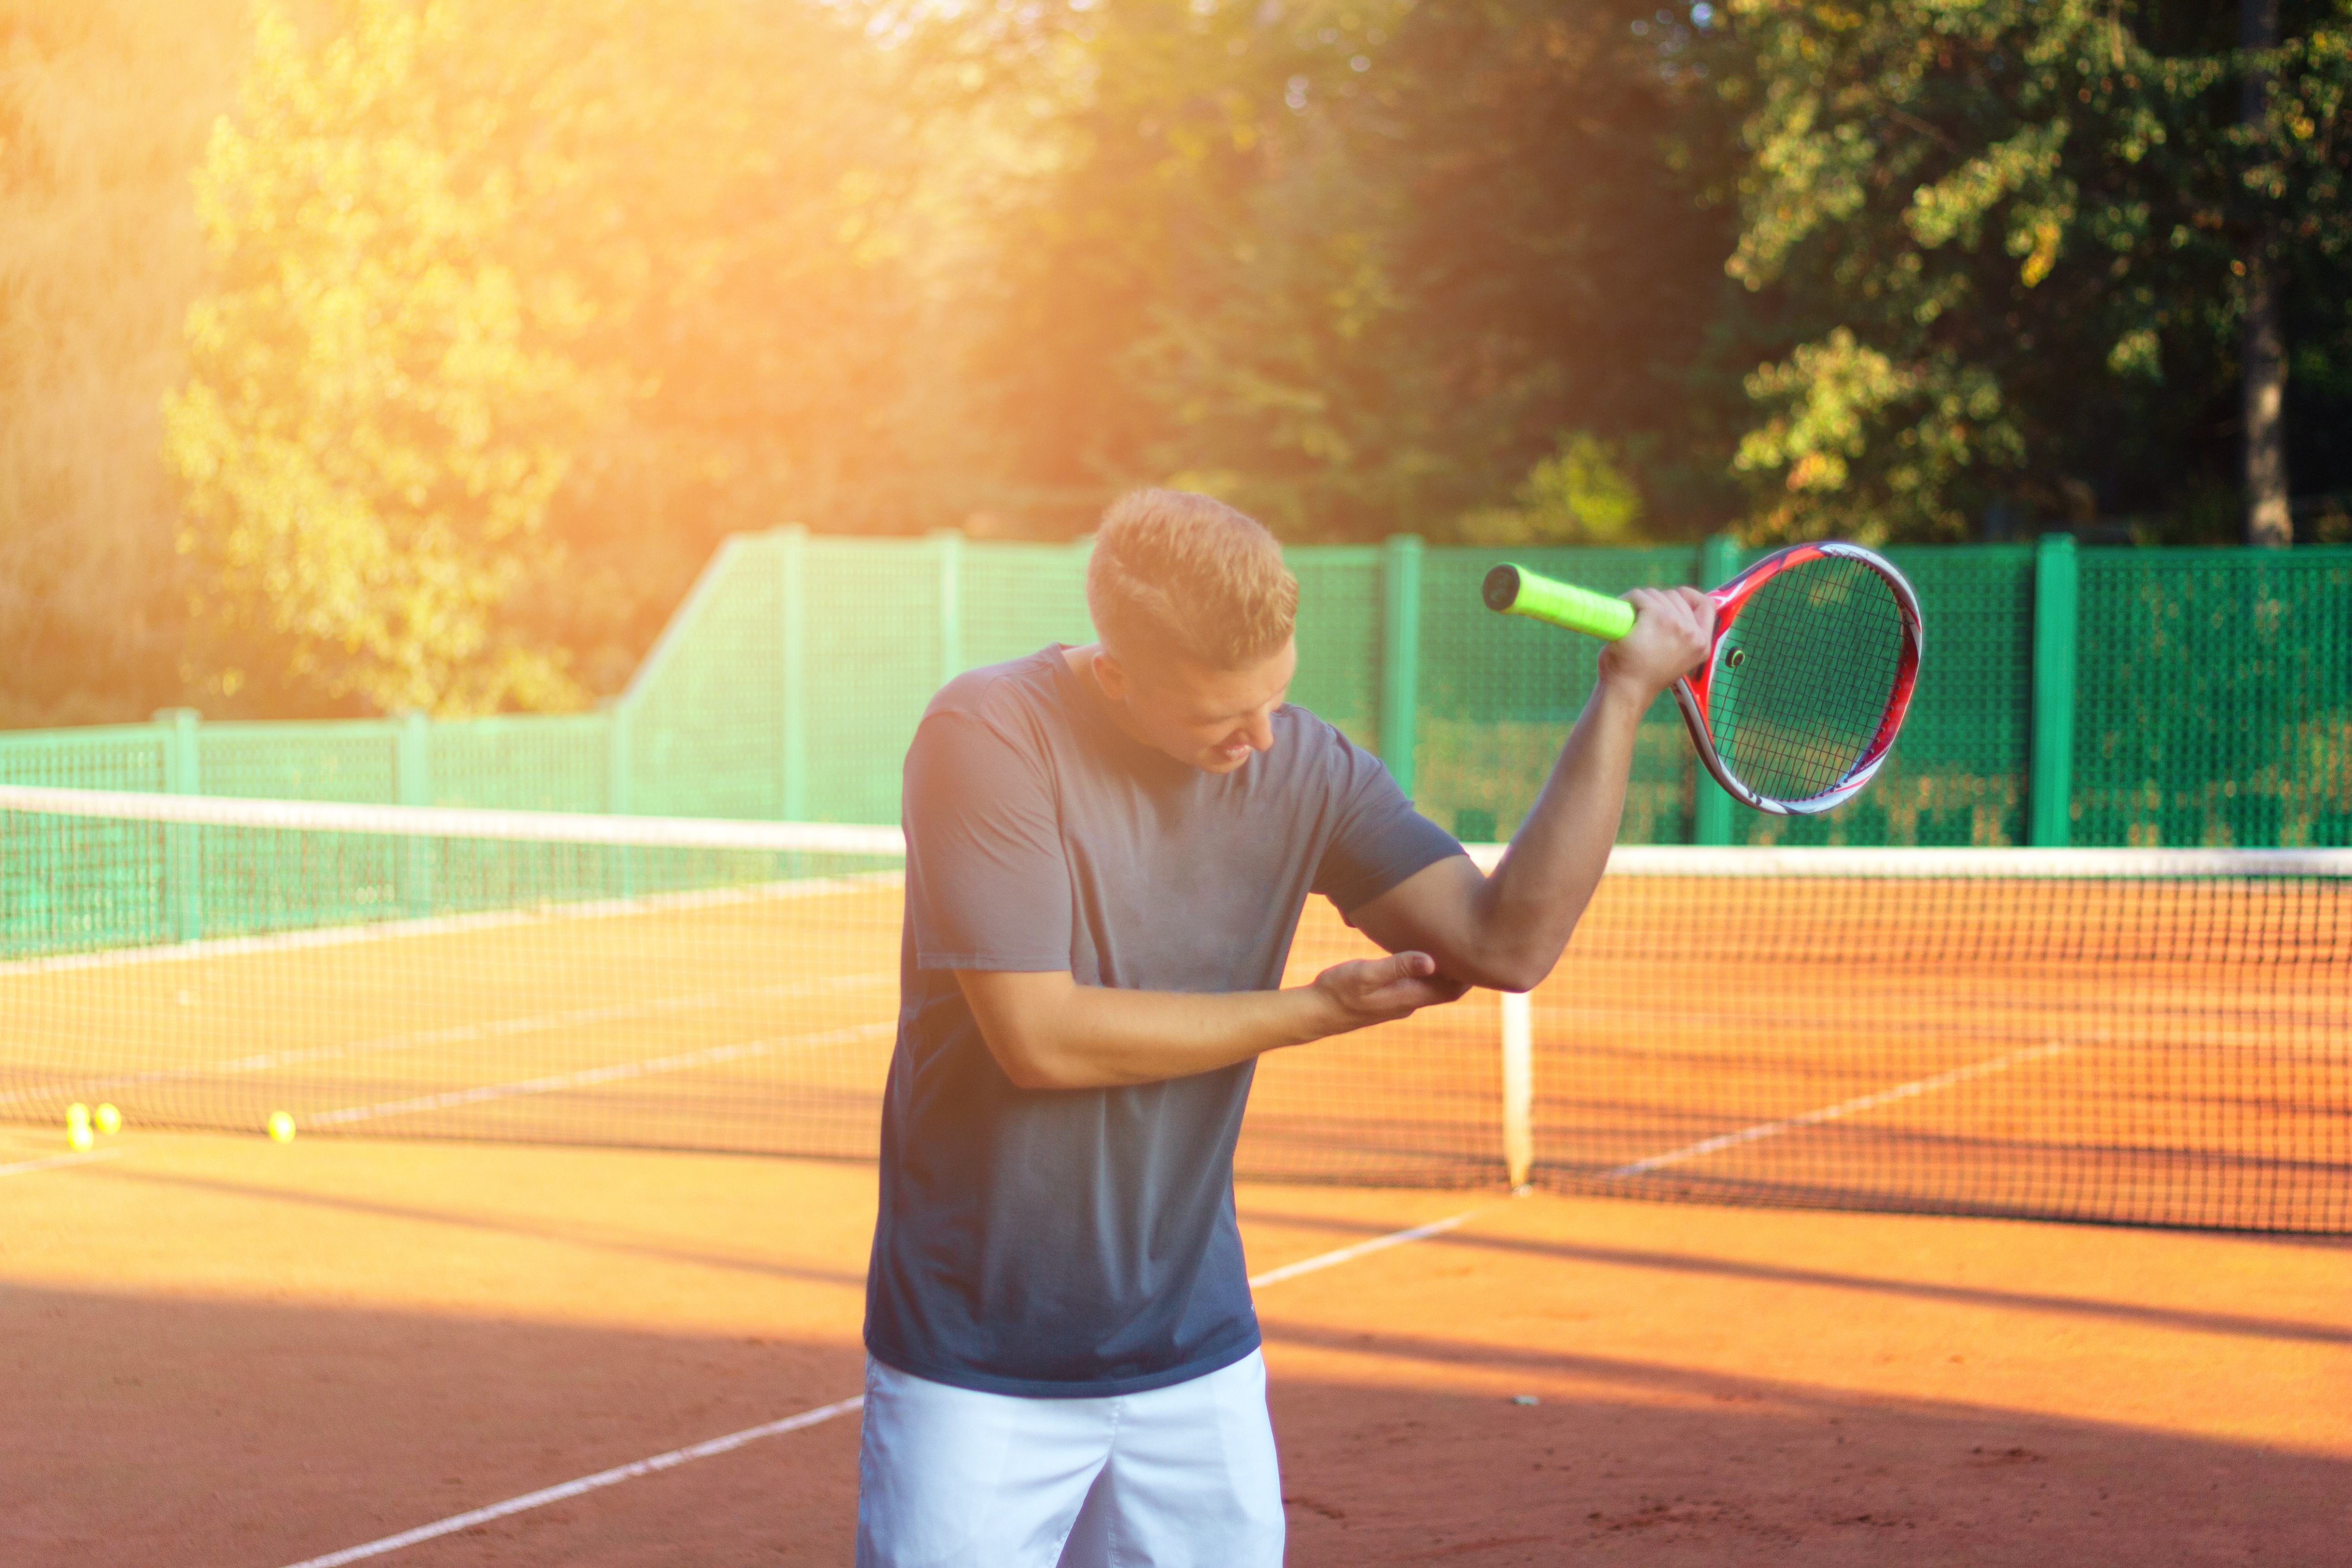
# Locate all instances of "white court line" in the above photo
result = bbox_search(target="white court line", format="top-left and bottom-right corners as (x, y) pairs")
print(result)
(0, 1146), (127, 1178)
(1245, 1208), (1485, 1289)
(275, 1396), (868, 1568)
(272, 1210), (1488, 1568)
(0, 971), (895, 1112)
(303, 1019), (899, 1129)
(1601, 1041), (2074, 1179)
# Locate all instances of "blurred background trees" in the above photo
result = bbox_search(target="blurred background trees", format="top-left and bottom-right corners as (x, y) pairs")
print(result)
(2, 0), (2346, 720)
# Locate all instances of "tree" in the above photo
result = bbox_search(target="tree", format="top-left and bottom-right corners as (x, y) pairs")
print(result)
(1717, 0), (2352, 544)
(935, 0), (1737, 541)
(167, 0), (952, 714)
(0, 0), (247, 725)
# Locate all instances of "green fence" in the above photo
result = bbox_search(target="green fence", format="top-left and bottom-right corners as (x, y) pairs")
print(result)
(0, 708), (617, 812)
(3, 531), (2347, 849)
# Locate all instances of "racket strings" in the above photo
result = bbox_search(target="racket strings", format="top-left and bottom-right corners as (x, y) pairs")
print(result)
(1707, 557), (1906, 804)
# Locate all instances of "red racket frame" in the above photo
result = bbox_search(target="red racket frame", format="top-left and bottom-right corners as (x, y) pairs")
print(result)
(1673, 541), (1924, 815)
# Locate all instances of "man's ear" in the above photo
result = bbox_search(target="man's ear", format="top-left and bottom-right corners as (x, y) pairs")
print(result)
(1092, 648), (1131, 702)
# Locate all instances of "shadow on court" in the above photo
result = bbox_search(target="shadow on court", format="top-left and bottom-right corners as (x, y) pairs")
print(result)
(1239, 1204), (2352, 1348)
(78, 1158), (868, 1292)
(5, 1132), (2346, 1567)
(5, 1284), (2347, 1568)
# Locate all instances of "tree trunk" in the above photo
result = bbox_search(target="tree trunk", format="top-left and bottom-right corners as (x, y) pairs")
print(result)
(2242, 0), (2291, 547)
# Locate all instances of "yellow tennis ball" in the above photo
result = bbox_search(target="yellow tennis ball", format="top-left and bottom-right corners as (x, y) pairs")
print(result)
(66, 1103), (93, 1152)
(94, 1103), (122, 1136)
(267, 1111), (296, 1143)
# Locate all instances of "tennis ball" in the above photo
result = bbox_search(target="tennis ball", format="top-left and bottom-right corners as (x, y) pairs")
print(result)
(94, 1103), (122, 1136)
(266, 1111), (296, 1144)
(66, 1102), (93, 1153)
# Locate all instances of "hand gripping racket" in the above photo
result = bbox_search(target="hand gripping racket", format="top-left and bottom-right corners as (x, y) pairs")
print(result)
(1482, 543), (1923, 814)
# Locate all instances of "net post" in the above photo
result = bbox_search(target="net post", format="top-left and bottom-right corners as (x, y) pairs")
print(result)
(2031, 532), (2078, 847)
(779, 524), (810, 821)
(1692, 534), (1742, 846)
(397, 711), (435, 917)
(932, 528), (965, 691)
(1379, 535), (1423, 800)
(1499, 989), (1534, 1189)
(155, 707), (203, 942)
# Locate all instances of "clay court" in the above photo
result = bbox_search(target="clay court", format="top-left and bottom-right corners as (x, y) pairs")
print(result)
(5, 828), (2350, 1563)
(5, 1125), (2347, 1566)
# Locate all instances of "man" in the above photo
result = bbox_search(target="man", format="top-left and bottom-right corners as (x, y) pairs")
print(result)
(860, 490), (1710, 1566)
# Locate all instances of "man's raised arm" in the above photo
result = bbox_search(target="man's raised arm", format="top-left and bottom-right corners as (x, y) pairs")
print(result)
(1347, 588), (1714, 994)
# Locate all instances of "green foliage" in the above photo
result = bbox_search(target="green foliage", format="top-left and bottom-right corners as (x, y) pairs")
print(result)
(165, 0), (951, 714)
(1456, 434), (1648, 546)
(941, 0), (1735, 541)
(0, 0), (248, 725)
(167, 0), (598, 715)
(13, 0), (2352, 725)
(1716, 0), (2352, 543)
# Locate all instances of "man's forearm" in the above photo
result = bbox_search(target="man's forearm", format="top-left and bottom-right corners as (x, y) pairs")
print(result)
(957, 950), (1460, 1091)
(1468, 672), (1650, 985)
(980, 981), (1330, 1090)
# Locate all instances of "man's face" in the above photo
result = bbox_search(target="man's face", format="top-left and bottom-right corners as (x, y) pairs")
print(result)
(1094, 640), (1297, 774)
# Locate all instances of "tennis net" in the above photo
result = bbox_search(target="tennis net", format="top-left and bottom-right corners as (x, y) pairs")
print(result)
(3, 787), (2346, 1232)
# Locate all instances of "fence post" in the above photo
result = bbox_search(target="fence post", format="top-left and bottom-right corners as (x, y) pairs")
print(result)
(605, 701), (632, 816)
(396, 711), (434, 916)
(1379, 534), (1423, 799)
(1692, 534), (1741, 846)
(395, 711), (431, 805)
(779, 524), (810, 821)
(932, 528), (964, 690)
(155, 708), (202, 941)
(2030, 532), (2079, 847)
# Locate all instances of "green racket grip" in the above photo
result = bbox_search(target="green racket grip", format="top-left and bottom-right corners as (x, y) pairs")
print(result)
(1481, 564), (1638, 642)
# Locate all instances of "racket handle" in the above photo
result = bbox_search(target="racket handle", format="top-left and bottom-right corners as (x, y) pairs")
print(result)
(1481, 564), (1637, 642)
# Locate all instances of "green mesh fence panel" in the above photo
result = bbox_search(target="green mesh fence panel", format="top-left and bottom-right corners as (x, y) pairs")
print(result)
(804, 536), (956, 824)
(0, 725), (169, 791)
(4, 535), (2346, 852)
(1290, 548), (1383, 751)
(2073, 548), (2352, 848)
(620, 532), (790, 820)
(1414, 546), (1698, 844)
(429, 715), (612, 812)
(198, 720), (399, 803)
(959, 541), (1094, 669)
(1740, 546), (2035, 848)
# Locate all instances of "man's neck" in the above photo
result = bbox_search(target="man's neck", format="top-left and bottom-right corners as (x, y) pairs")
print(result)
(1063, 643), (1152, 750)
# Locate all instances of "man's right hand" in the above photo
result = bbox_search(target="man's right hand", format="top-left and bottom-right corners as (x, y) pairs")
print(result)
(1310, 951), (1470, 1032)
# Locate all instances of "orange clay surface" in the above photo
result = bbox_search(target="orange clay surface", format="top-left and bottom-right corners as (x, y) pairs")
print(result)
(3, 1124), (2345, 1567)
(10, 875), (2345, 1223)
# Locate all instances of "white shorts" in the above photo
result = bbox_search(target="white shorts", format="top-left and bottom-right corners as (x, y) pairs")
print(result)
(854, 1349), (1285, 1568)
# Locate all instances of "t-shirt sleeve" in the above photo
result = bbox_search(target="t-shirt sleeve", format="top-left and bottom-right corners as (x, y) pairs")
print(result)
(904, 710), (1074, 972)
(1309, 729), (1466, 915)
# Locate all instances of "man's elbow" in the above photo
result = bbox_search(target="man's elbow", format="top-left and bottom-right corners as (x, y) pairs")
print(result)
(1453, 939), (1563, 995)
(995, 1047), (1079, 1092)
(977, 1025), (1094, 1091)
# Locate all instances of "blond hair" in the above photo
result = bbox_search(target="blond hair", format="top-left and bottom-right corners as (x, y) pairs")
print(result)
(1086, 490), (1298, 671)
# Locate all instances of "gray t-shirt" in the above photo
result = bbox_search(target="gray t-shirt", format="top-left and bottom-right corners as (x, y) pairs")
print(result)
(862, 646), (1463, 1397)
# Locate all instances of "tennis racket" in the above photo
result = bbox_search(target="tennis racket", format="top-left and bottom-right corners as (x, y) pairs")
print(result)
(1482, 543), (1923, 815)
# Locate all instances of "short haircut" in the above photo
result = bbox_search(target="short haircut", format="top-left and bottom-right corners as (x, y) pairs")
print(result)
(1086, 490), (1299, 671)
